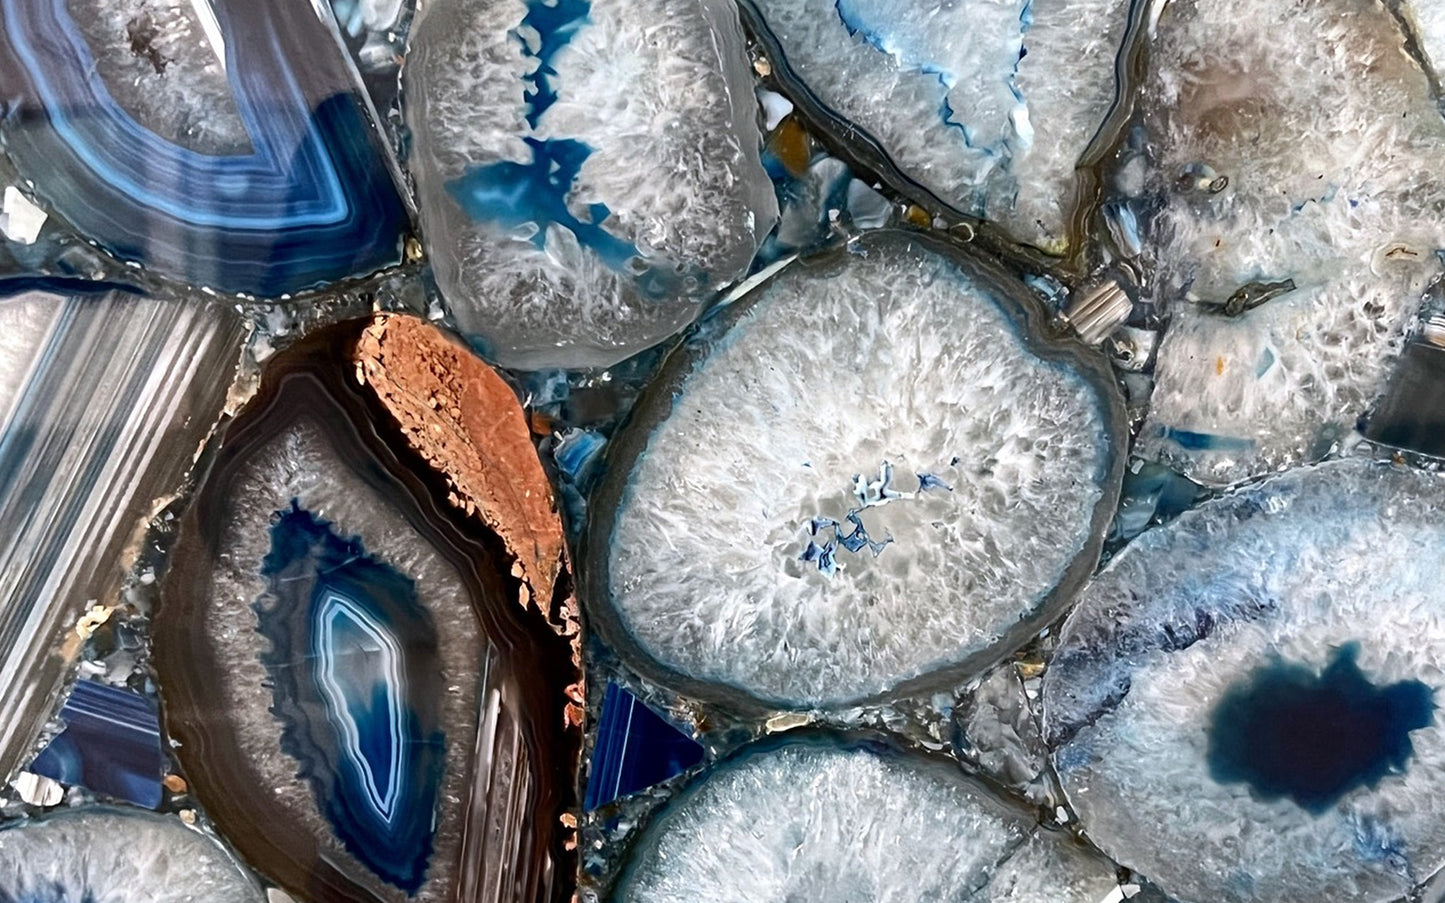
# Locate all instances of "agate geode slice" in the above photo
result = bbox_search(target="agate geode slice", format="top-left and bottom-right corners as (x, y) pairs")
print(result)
(0, 807), (264, 903)
(615, 732), (1119, 902)
(0, 0), (406, 296)
(1045, 459), (1445, 903)
(404, 0), (778, 369)
(156, 317), (580, 903)
(1130, 0), (1445, 485)
(588, 230), (1125, 709)
(739, 0), (1132, 253)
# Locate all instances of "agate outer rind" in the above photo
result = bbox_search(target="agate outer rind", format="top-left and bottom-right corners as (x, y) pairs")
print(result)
(1043, 458), (1445, 903)
(354, 314), (579, 647)
(403, 0), (778, 369)
(584, 229), (1126, 712)
(0, 807), (265, 903)
(0, 0), (407, 296)
(155, 319), (580, 903)
(613, 729), (1119, 903)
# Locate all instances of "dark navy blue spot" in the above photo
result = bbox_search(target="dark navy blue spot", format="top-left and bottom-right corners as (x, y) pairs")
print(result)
(255, 502), (444, 892)
(1208, 643), (1434, 813)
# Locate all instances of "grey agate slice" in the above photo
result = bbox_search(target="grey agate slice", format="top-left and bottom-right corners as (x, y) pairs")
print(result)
(1130, 0), (1445, 485)
(615, 735), (1119, 903)
(0, 807), (264, 903)
(741, 0), (1131, 253)
(404, 0), (778, 370)
(589, 231), (1124, 709)
(1045, 459), (1445, 903)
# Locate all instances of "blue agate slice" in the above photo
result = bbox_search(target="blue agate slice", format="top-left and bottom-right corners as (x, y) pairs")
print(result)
(0, 0), (406, 296)
(255, 503), (444, 893)
(588, 230), (1123, 708)
(616, 734), (1120, 903)
(29, 679), (166, 809)
(155, 319), (581, 903)
(739, 0), (1131, 252)
(1127, 0), (1445, 485)
(1045, 459), (1445, 903)
(404, 0), (777, 368)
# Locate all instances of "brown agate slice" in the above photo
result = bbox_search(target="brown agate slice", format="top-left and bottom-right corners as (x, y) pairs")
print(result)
(154, 318), (581, 903)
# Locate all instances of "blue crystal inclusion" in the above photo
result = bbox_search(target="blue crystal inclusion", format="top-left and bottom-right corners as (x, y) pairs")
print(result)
(256, 503), (443, 892)
(1208, 643), (1434, 813)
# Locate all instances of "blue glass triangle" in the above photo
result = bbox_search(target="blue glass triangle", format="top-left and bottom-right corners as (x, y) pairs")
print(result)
(584, 682), (704, 811)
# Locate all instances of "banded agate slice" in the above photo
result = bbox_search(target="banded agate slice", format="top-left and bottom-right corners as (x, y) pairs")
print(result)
(0, 0), (406, 296)
(589, 231), (1124, 709)
(156, 317), (580, 903)
(404, 0), (778, 369)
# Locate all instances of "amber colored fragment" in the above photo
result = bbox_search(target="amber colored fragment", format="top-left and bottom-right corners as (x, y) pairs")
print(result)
(355, 315), (575, 636)
(767, 117), (812, 177)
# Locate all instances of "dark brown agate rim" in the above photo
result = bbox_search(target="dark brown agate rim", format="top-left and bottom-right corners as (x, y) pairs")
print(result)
(582, 228), (1128, 718)
(153, 319), (580, 903)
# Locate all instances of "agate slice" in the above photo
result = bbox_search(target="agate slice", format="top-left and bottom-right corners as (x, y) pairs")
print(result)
(1129, 0), (1445, 485)
(404, 0), (778, 369)
(0, 288), (245, 785)
(1045, 459), (1445, 903)
(589, 231), (1124, 708)
(0, 0), (407, 296)
(156, 317), (580, 903)
(615, 734), (1119, 902)
(0, 807), (265, 903)
(740, 0), (1132, 252)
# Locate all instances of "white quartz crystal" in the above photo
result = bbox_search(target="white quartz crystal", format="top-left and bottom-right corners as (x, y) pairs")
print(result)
(604, 233), (1117, 706)
(745, 0), (1130, 251)
(1045, 459), (1445, 903)
(1134, 0), (1445, 485)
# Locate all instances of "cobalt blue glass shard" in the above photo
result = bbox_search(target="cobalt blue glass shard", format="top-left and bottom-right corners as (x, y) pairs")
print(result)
(29, 679), (166, 809)
(583, 682), (704, 811)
